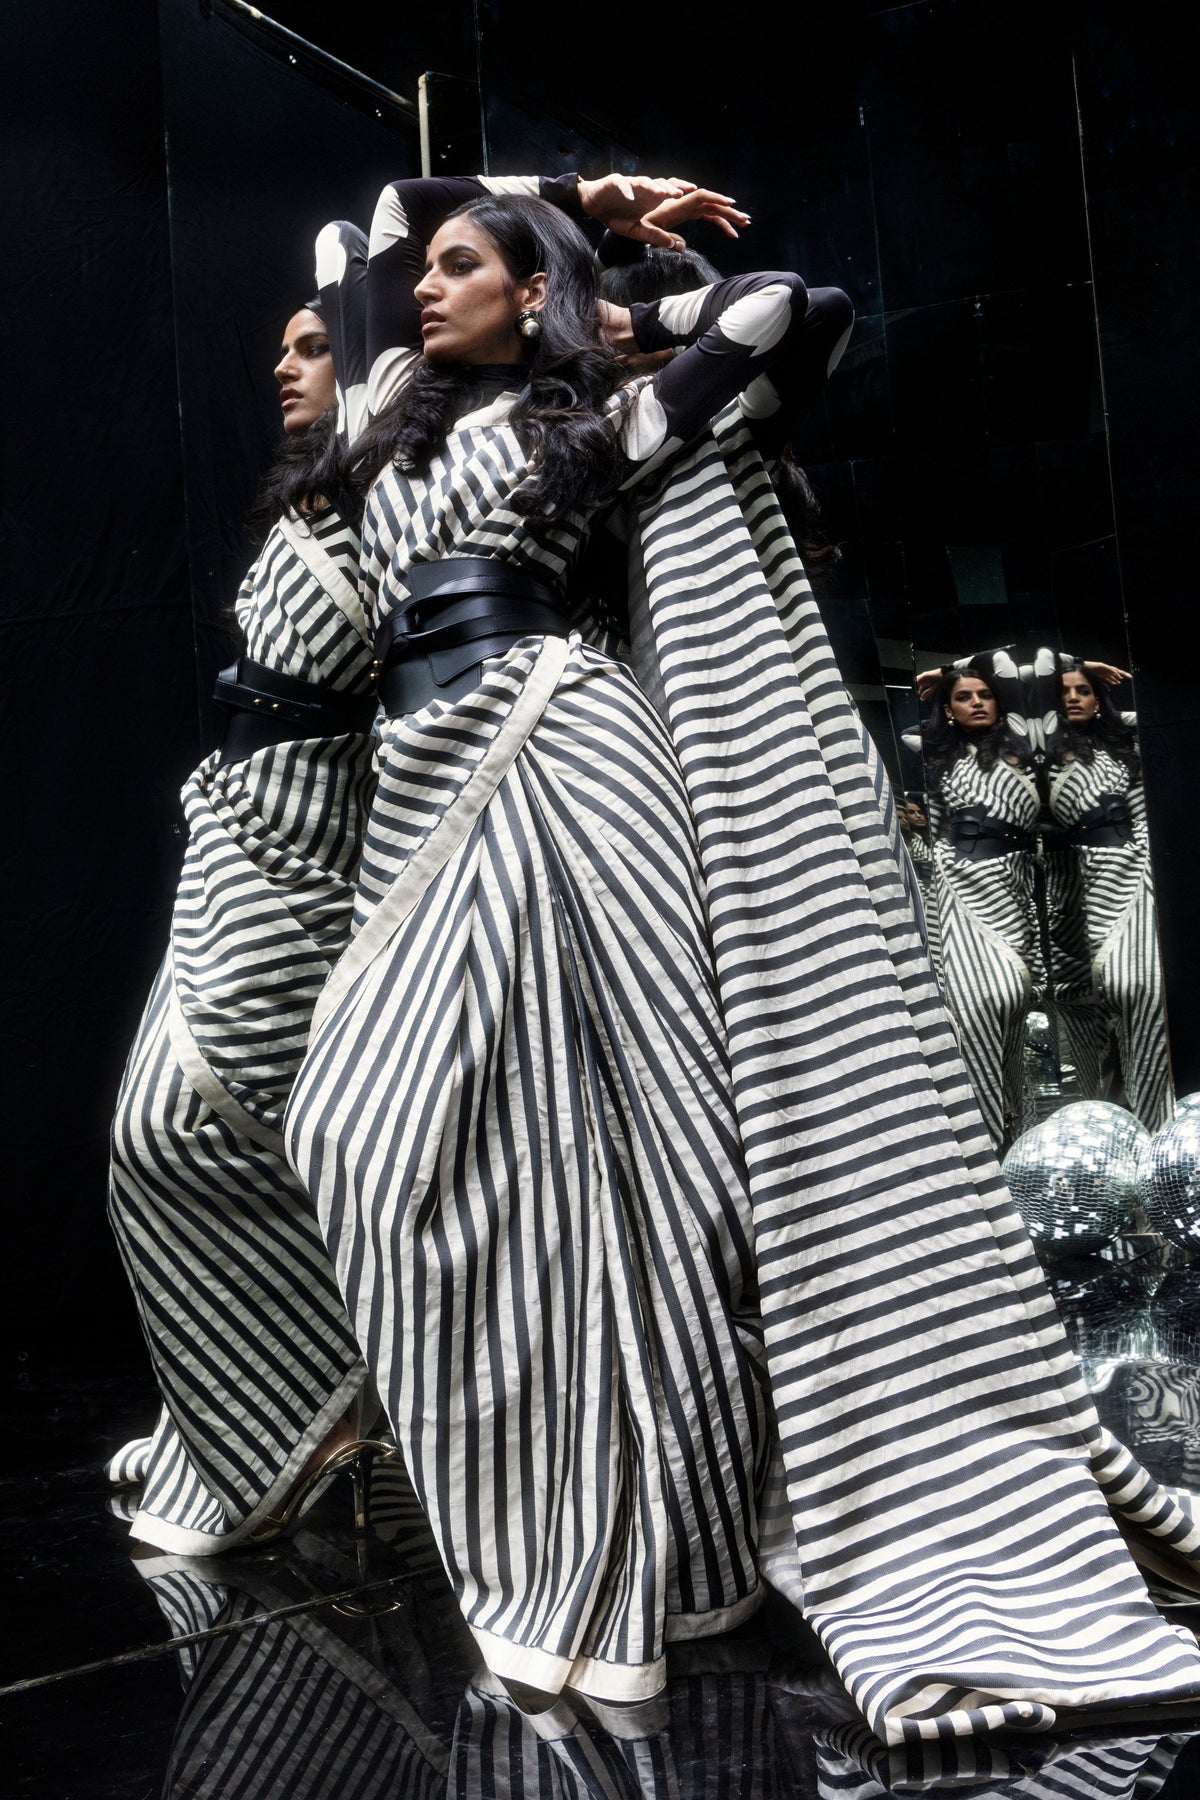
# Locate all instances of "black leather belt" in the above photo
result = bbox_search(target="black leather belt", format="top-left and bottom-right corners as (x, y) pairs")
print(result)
(947, 805), (1036, 862)
(213, 657), (377, 765)
(374, 558), (569, 718)
(1066, 796), (1133, 848)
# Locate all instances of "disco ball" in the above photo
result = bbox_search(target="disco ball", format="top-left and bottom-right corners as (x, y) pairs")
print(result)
(1174, 1092), (1200, 1117)
(1003, 1101), (1148, 1253)
(1149, 1268), (1200, 1360)
(1139, 1113), (1200, 1250)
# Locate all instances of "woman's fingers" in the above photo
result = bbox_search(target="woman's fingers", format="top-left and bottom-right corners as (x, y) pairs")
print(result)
(1086, 660), (1132, 687)
(580, 176), (742, 238)
(641, 189), (750, 239)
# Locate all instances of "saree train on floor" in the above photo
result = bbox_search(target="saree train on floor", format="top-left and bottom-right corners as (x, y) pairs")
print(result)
(283, 177), (1200, 1747)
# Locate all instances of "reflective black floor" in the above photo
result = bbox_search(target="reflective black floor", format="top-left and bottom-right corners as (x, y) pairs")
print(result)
(8, 1269), (1200, 1798)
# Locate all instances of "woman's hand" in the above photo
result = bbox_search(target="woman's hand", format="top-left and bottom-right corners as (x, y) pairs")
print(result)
(596, 300), (638, 357)
(915, 668), (944, 700)
(640, 188), (750, 241)
(1082, 658), (1132, 688)
(578, 175), (747, 247)
(596, 300), (673, 376)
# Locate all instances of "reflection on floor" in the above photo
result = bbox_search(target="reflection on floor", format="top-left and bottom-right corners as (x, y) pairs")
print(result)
(6, 1344), (1200, 1797)
(1047, 1237), (1200, 1491)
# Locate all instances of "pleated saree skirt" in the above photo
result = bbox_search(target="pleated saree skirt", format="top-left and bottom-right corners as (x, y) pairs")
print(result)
(287, 634), (769, 1702)
(109, 731), (376, 1550)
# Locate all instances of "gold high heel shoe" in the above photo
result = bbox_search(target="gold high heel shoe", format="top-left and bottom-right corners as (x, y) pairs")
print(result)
(249, 1436), (398, 1547)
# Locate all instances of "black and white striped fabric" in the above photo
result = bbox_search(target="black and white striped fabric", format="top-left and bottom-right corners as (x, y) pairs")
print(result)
(1043, 837), (1110, 1103)
(135, 1557), (231, 1688)
(108, 499), (380, 1553)
(143, 1558), (791, 1799)
(631, 415), (1200, 1744)
(291, 626), (769, 1699)
(106, 224), (387, 1552)
(1048, 749), (1170, 1130)
(450, 1667), (788, 1798)
(288, 178), (1200, 1743)
(104, 1434), (152, 1488)
(287, 242), (845, 1701)
(925, 749), (1042, 1147)
(142, 1573), (452, 1799)
(814, 1723), (1196, 1798)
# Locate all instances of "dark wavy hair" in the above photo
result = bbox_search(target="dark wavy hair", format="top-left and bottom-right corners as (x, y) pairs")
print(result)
(351, 194), (627, 521)
(599, 245), (839, 567)
(245, 407), (359, 541)
(920, 665), (1010, 792)
(598, 243), (722, 304)
(1057, 658), (1140, 779)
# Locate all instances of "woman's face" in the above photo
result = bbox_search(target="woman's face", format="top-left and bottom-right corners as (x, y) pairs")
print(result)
(944, 676), (998, 730)
(274, 308), (335, 434)
(414, 217), (545, 366)
(1062, 670), (1100, 721)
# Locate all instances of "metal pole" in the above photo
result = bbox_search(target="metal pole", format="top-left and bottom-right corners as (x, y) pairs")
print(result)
(206, 0), (418, 120)
(418, 72), (432, 178)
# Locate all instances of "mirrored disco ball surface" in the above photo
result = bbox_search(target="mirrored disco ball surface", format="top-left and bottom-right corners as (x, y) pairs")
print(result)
(1174, 1091), (1200, 1117)
(1003, 1101), (1148, 1253)
(1140, 1112), (1200, 1250)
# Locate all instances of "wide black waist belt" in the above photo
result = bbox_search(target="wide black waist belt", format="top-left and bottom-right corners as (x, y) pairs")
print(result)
(1066, 796), (1133, 848)
(374, 558), (569, 718)
(213, 657), (377, 765)
(947, 805), (1036, 861)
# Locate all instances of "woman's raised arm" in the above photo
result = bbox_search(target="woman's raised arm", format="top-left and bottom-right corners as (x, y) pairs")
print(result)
(609, 269), (853, 485)
(363, 172), (726, 417)
(314, 220), (368, 444)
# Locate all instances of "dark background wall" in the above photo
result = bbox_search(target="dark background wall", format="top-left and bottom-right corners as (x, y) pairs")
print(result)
(3, 0), (1197, 1373)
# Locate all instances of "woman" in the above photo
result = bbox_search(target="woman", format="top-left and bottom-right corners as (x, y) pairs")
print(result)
(919, 661), (1042, 1149)
(1048, 661), (1170, 1128)
(107, 233), (385, 1550)
(288, 177), (1200, 1741)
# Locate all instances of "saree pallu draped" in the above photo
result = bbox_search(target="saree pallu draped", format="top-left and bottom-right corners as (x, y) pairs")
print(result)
(633, 412), (1200, 1742)
(289, 412), (1200, 1741)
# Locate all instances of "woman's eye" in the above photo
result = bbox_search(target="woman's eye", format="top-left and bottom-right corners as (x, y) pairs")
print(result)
(306, 342), (330, 357)
(452, 259), (476, 274)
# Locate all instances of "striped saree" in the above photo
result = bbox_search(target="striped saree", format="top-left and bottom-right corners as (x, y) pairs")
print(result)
(287, 404), (1200, 1738)
(109, 509), (378, 1551)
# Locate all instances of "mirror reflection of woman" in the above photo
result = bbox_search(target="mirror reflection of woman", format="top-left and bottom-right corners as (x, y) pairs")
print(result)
(1048, 662), (1170, 1128)
(920, 664), (1040, 1149)
(107, 242), (386, 1552)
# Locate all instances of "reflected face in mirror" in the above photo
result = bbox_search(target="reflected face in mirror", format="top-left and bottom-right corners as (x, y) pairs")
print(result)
(415, 216), (544, 366)
(944, 676), (999, 731)
(274, 308), (334, 434)
(1062, 670), (1101, 723)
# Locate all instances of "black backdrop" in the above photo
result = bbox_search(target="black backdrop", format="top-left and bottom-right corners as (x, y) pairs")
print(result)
(4, 0), (1199, 1371)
